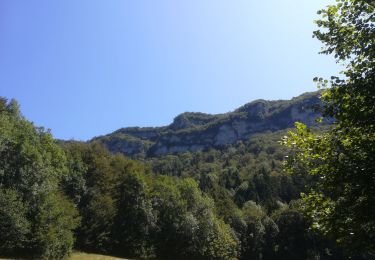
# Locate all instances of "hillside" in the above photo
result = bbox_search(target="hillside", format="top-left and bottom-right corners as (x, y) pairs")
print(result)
(0, 94), (365, 260)
(92, 91), (328, 157)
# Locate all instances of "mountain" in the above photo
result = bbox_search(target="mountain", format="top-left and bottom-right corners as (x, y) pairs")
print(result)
(91, 91), (327, 157)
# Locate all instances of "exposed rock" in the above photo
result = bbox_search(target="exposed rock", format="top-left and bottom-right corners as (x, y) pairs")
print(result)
(214, 125), (237, 146)
(91, 91), (328, 157)
(232, 120), (249, 138)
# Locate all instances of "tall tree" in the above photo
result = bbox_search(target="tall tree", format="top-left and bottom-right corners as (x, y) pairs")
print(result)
(283, 0), (374, 257)
(0, 98), (80, 259)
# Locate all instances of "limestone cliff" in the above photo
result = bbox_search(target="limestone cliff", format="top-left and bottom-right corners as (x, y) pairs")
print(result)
(91, 91), (328, 157)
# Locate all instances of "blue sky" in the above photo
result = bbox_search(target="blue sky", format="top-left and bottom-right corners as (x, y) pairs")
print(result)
(0, 0), (340, 140)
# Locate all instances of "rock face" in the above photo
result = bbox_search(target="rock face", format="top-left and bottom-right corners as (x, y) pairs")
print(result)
(91, 91), (328, 157)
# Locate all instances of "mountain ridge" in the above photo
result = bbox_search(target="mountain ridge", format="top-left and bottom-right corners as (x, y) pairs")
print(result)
(91, 91), (327, 157)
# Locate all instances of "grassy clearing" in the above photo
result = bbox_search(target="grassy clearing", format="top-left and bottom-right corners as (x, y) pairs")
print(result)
(71, 252), (129, 260)
(1, 252), (129, 260)
(71, 252), (128, 260)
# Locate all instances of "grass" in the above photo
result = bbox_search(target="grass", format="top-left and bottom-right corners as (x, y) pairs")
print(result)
(71, 252), (129, 260)
(1, 252), (129, 260)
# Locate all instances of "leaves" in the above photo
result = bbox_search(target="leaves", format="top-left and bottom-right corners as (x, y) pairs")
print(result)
(285, 0), (375, 257)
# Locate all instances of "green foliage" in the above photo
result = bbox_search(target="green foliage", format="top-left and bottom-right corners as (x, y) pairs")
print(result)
(204, 218), (238, 260)
(148, 130), (306, 211)
(0, 99), (80, 259)
(0, 188), (30, 255)
(239, 201), (267, 260)
(61, 140), (239, 259)
(113, 171), (155, 258)
(0, 96), (347, 259)
(272, 206), (312, 260)
(4, 2), (372, 258)
(0, 99), (66, 197)
(284, 0), (375, 257)
(62, 143), (114, 252)
(78, 193), (117, 253)
(33, 192), (80, 260)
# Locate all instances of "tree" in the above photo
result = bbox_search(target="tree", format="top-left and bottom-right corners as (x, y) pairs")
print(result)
(113, 171), (155, 258)
(78, 193), (116, 253)
(0, 188), (30, 256)
(273, 207), (311, 260)
(33, 192), (80, 259)
(0, 98), (80, 259)
(240, 201), (267, 260)
(63, 142), (121, 253)
(149, 177), (238, 260)
(283, 0), (375, 257)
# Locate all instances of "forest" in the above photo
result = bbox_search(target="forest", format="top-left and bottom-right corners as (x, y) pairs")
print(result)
(0, 97), (345, 260)
(0, 0), (374, 259)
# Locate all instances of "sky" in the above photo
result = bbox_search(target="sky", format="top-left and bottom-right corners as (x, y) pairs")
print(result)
(0, 0), (340, 141)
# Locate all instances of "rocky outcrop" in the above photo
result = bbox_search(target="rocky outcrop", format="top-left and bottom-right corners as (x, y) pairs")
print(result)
(91, 91), (328, 157)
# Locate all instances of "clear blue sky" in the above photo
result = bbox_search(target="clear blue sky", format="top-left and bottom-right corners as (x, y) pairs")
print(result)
(0, 0), (340, 141)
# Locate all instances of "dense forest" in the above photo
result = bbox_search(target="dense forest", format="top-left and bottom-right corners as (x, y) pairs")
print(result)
(0, 97), (344, 260)
(0, 0), (374, 259)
